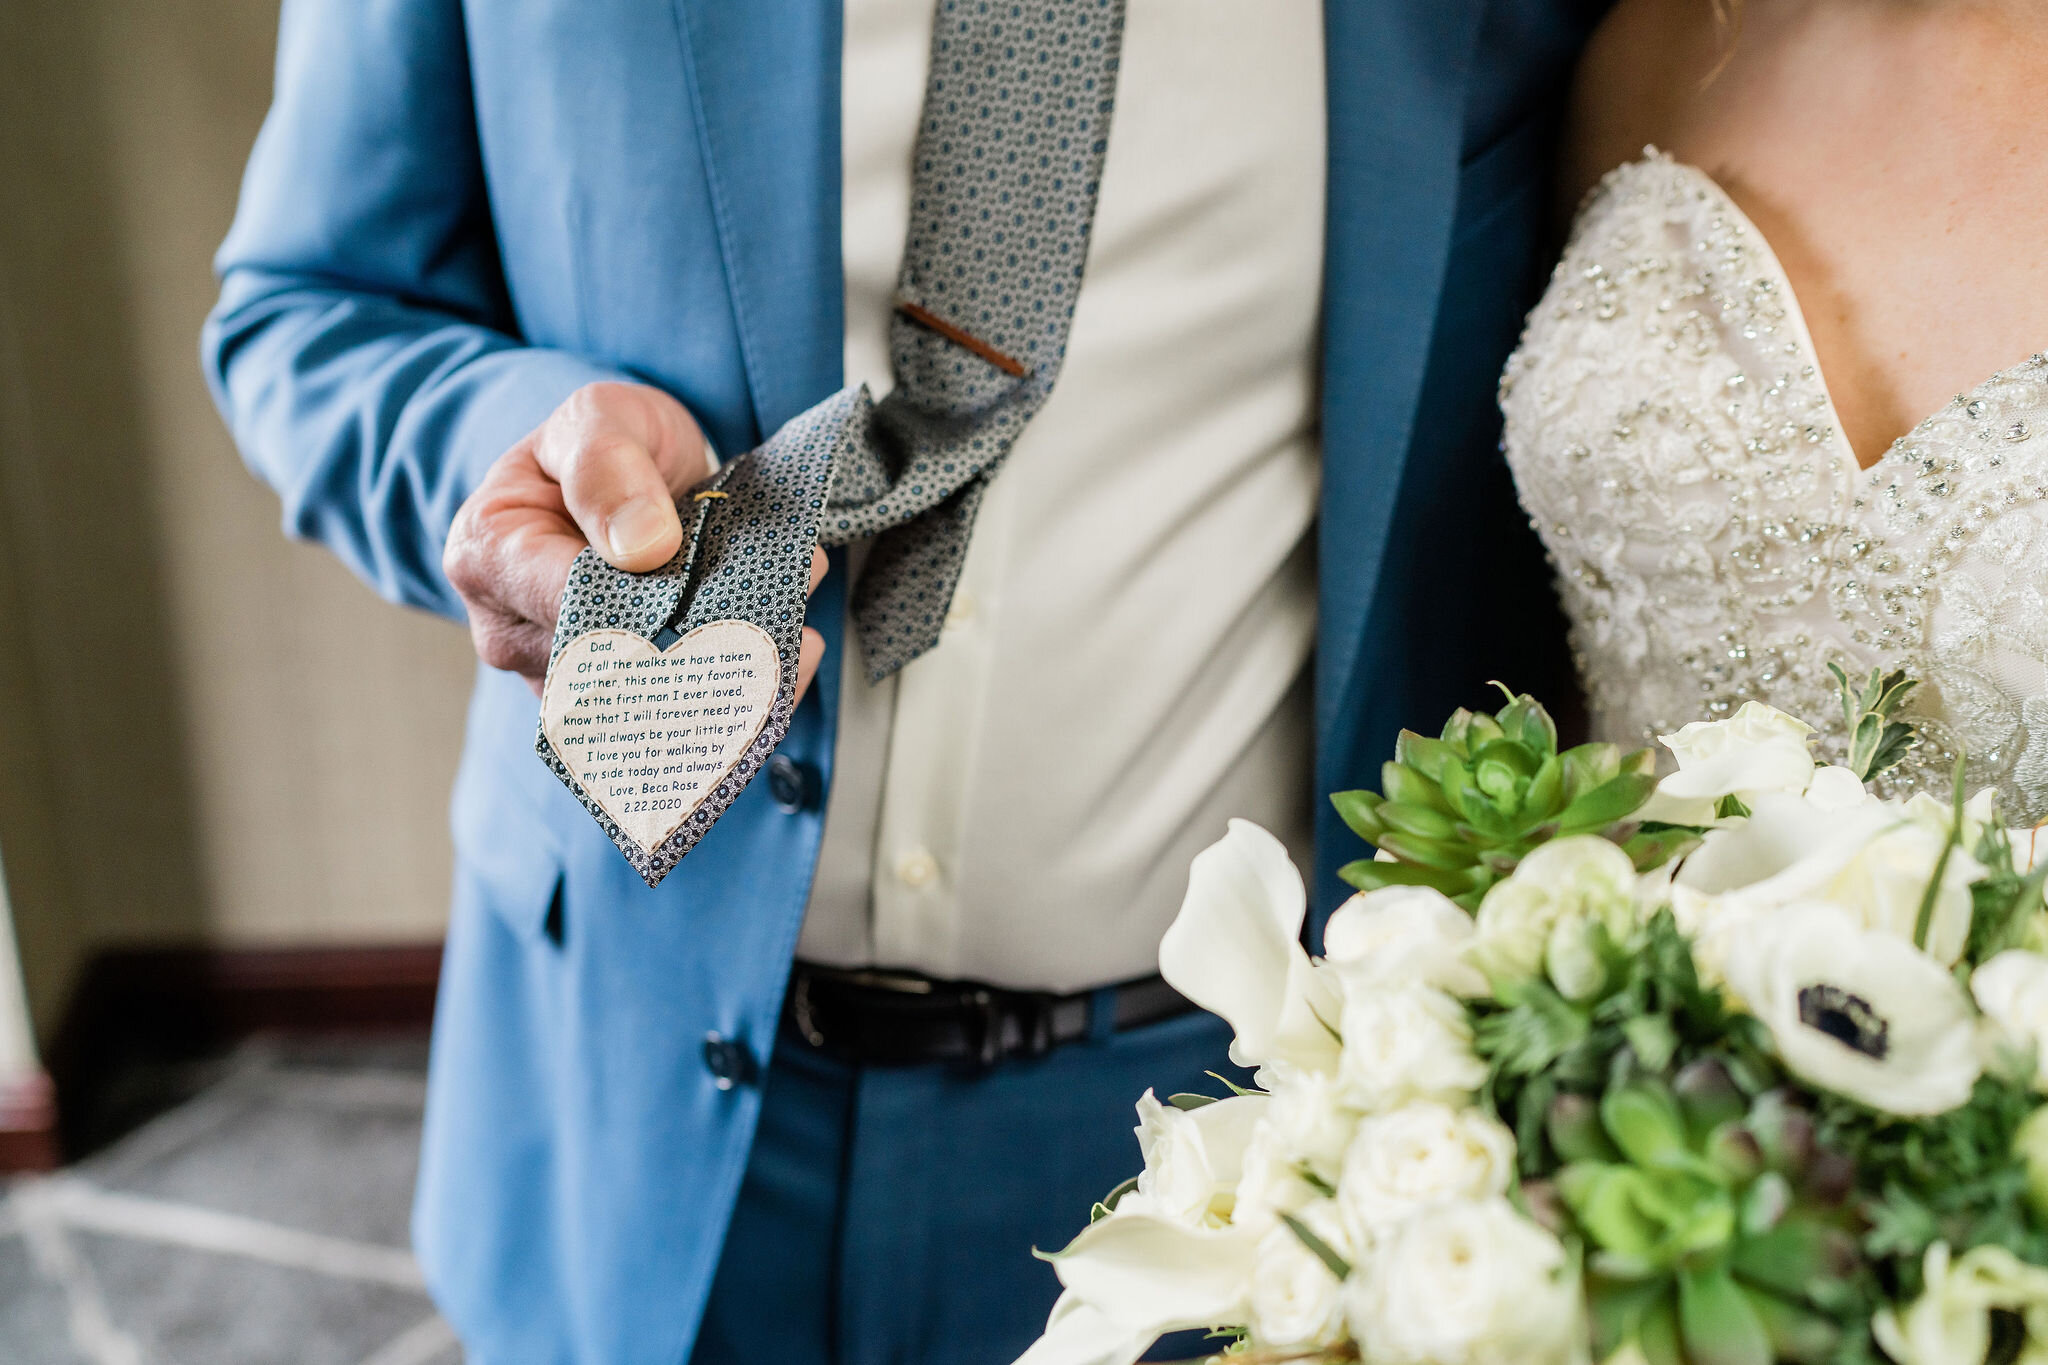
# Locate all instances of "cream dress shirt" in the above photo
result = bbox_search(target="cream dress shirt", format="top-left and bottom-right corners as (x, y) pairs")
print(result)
(796, 0), (1326, 992)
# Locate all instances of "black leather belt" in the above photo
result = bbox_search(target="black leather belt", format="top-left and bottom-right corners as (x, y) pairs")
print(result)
(784, 963), (1194, 1069)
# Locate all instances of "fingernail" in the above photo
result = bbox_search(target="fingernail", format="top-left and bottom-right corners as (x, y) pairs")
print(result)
(606, 497), (673, 561)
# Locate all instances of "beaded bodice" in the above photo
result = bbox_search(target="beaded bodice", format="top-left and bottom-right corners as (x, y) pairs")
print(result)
(1501, 153), (2048, 817)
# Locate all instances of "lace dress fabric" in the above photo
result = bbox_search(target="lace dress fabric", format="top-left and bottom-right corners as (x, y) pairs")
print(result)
(1500, 153), (2048, 818)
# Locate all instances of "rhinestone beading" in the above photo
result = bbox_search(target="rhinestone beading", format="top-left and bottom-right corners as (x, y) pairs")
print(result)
(1501, 153), (2048, 816)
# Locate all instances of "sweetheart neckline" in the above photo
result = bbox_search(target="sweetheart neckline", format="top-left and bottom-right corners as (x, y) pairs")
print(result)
(1610, 150), (2045, 485)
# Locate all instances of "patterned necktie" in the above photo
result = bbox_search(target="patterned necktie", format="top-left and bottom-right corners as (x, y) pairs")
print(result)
(816, 0), (1128, 679)
(540, 0), (1129, 883)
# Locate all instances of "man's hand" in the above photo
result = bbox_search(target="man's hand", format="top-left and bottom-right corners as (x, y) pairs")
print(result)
(445, 381), (828, 696)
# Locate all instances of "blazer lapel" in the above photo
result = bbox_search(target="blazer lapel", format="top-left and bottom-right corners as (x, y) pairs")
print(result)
(671, 0), (844, 441)
(1316, 0), (1486, 761)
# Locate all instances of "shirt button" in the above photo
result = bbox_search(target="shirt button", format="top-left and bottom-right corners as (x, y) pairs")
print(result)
(895, 847), (939, 889)
(701, 1032), (758, 1091)
(766, 754), (819, 813)
(944, 592), (978, 629)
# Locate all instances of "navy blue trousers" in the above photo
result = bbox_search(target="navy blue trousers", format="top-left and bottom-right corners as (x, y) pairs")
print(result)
(688, 1006), (1236, 1365)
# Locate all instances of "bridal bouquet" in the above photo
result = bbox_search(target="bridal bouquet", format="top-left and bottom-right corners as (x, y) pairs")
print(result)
(1016, 672), (2048, 1365)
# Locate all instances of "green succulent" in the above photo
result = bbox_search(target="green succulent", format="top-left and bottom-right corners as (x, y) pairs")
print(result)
(1331, 688), (1688, 911)
(1545, 1066), (1865, 1365)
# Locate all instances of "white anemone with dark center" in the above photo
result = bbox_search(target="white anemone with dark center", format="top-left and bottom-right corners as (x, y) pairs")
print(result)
(1724, 902), (1982, 1117)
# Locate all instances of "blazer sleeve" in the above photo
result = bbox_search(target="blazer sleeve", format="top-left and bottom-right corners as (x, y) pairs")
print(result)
(201, 0), (628, 621)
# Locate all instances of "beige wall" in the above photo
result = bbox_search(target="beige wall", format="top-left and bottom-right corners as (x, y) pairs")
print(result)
(0, 0), (479, 1037)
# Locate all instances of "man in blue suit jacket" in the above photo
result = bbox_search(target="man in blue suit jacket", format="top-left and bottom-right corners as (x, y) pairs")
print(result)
(205, 2), (1598, 1361)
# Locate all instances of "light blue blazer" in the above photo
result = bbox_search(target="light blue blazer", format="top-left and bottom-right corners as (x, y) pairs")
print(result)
(203, 0), (1597, 1359)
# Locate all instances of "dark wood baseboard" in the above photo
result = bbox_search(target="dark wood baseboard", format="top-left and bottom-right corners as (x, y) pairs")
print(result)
(0, 1070), (59, 1172)
(42, 942), (443, 1163)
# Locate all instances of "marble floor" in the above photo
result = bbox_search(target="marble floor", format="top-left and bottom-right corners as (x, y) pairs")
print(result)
(0, 1038), (460, 1365)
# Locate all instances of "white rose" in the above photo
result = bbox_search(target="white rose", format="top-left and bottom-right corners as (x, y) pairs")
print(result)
(1679, 793), (1983, 966)
(1804, 764), (1875, 810)
(1723, 902), (1981, 1116)
(1973, 951), (2048, 1089)
(1873, 1241), (2048, 1365)
(1234, 1128), (1313, 1234)
(1233, 1072), (1359, 1232)
(1323, 886), (1487, 997)
(1336, 984), (1486, 1113)
(1262, 1069), (1357, 1168)
(1123, 1090), (1268, 1228)
(1544, 918), (1611, 1002)
(1336, 1100), (1515, 1246)
(1247, 1208), (1351, 1349)
(1471, 836), (1637, 998)
(1667, 883), (1758, 991)
(1345, 1197), (1582, 1365)
(1638, 701), (1817, 825)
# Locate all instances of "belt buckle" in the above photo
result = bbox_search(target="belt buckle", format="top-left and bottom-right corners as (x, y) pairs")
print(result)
(964, 987), (1056, 1070)
(791, 973), (827, 1049)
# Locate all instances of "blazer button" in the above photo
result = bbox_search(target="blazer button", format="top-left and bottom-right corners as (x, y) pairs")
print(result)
(701, 1032), (758, 1091)
(766, 755), (819, 813)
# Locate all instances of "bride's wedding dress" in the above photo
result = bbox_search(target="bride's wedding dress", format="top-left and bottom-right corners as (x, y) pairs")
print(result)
(1502, 150), (2048, 819)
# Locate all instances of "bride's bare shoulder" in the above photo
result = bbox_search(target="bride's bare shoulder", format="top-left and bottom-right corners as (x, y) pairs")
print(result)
(1559, 0), (1726, 215)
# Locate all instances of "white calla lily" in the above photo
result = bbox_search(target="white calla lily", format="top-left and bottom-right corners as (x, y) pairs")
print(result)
(1677, 792), (1893, 897)
(1047, 1212), (1260, 1338)
(1678, 793), (1984, 966)
(1009, 1293), (1152, 1365)
(1161, 821), (1341, 1072)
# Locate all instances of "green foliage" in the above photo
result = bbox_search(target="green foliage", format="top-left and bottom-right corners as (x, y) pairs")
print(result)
(1829, 664), (1921, 782)
(1279, 1213), (1353, 1280)
(1345, 678), (2048, 1365)
(1911, 753), (1970, 952)
(1090, 1175), (1139, 1224)
(1332, 688), (1669, 910)
(1477, 912), (1776, 1173)
(1552, 1070), (1867, 1365)
(1293, 1162), (1337, 1198)
(1473, 912), (1879, 1363)
(1967, 814), (2048, 965)
(1817, 1078), (2048, 1300)
(1475, 977), (1591, 1085)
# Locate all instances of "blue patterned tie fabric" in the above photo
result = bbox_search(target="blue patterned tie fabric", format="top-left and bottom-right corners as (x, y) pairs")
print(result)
(541, 0), (1129, 883)
(823, 0), (1127, 676)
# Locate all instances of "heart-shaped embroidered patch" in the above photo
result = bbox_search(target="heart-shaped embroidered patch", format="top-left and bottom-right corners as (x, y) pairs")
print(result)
(539, 620), (780, 857)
